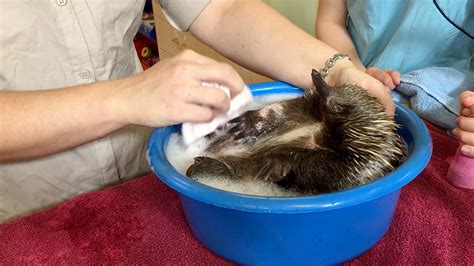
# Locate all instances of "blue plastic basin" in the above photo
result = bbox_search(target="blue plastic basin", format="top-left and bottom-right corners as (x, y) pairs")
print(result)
(147, 82), (432, 265)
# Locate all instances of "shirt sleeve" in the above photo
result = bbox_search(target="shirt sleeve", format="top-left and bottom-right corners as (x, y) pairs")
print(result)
(159, 0), (210, 32)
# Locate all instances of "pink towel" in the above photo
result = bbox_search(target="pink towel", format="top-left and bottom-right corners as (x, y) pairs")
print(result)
(447, 146), (474, 189)
(0, 123), (472, 265)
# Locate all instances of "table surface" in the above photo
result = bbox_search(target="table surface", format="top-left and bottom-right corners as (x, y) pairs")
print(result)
(0, 124), (473, 265)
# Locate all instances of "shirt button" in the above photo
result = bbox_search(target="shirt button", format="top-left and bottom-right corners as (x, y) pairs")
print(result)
(56, 0), (67, 6)
(80, 69), (91, 79)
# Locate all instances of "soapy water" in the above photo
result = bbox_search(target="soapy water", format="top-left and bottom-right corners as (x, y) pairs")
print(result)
(165, 93), (301, 197)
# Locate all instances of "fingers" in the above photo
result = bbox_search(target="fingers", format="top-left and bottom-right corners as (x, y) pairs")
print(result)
(156, 98), (223, 127)
(459, 90), (474, 102)
(461, 106), (474, 117)
(453, 134), (474, 157)
(119, 50), (249, 128)
(363, 71), (396, 115)
(338, 67), (396, 116)
(458, 91), (474, 118)
(452, 127), (474, 157)
(366, 67), (396, 89)
(190, 63), (245, 97)
(176, 50), (245, 97)
(460, 91), (474, 111)
(164, 102), (217, 125)
(386, 70), (401, 86)
(459, 144), (474, 157)
(370, 85), (396, 116)
(177, 103), (215, 123)
(177, 84), (231, 112)
(453, 95), (474, 157)
(453, 115), (474, 157)
(456, 116), (474, 132)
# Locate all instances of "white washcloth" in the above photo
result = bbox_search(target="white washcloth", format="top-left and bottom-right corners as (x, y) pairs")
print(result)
(181, 82), (253, 146)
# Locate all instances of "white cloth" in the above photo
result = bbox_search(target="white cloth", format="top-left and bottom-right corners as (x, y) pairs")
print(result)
(181, 83), (253, 146)
(0, 0), (209, 222)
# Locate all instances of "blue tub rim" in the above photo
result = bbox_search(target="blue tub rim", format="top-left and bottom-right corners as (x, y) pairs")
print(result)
(147, 82), (432, 213)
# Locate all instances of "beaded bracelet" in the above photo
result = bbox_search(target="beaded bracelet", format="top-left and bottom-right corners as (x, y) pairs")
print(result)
(319, 53), (351, 79)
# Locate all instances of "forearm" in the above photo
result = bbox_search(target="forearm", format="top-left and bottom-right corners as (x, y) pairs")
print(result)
(316, 0), (365, 70)
(316, 22), (365, 71)
(0, 79), (128, 162)
(0, 50), (251, 162)
(189, 0), (353, 90)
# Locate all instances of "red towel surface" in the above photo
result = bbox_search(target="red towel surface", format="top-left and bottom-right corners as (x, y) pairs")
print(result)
(0, 123), (473, 265)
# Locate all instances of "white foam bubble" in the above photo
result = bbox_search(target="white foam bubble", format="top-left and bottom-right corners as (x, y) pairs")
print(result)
(165, 93), (301, 197)
(195, 175), (300, 197)
(165, 133), (210, 175)
(248, 93), (300, 109)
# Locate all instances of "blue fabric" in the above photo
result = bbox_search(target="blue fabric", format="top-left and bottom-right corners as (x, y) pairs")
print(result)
(346, 0), (474, 74)
(391, 67), (474, 130)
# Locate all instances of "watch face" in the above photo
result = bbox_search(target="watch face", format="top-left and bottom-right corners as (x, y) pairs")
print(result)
(433, 0), (474, 39)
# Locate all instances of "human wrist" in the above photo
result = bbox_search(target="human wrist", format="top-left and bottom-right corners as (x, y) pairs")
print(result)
(102, 77), (135, 127)
(354, 61), (367, 72)
(321, 53), (354, 85)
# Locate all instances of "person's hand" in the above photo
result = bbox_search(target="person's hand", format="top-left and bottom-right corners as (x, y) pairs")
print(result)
(453, 91), (474, 157)
(328, 65), (396, 116)
(365, 67), (400, 90)
(109, 49), (246, 128)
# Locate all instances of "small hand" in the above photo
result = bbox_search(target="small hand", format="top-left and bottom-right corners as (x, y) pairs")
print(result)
(365, 67), (400, 90)
(110, 49), (246, 128)
(453, 91), (474, 157)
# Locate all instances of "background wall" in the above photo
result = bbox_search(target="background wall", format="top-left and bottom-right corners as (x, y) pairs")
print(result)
(263, 0), (319, 36)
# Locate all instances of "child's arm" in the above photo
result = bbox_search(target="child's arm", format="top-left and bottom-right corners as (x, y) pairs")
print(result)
(453, 91), (474, 157)
(316, 0), (399, 89)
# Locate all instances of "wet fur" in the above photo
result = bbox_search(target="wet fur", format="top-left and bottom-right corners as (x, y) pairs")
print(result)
(186, 70), (407, 194)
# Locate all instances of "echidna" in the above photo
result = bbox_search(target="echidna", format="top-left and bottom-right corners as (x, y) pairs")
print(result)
(186, 69), (407, 195)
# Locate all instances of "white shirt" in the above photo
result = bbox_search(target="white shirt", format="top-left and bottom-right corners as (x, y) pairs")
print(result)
(0, 0), (209, 222)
